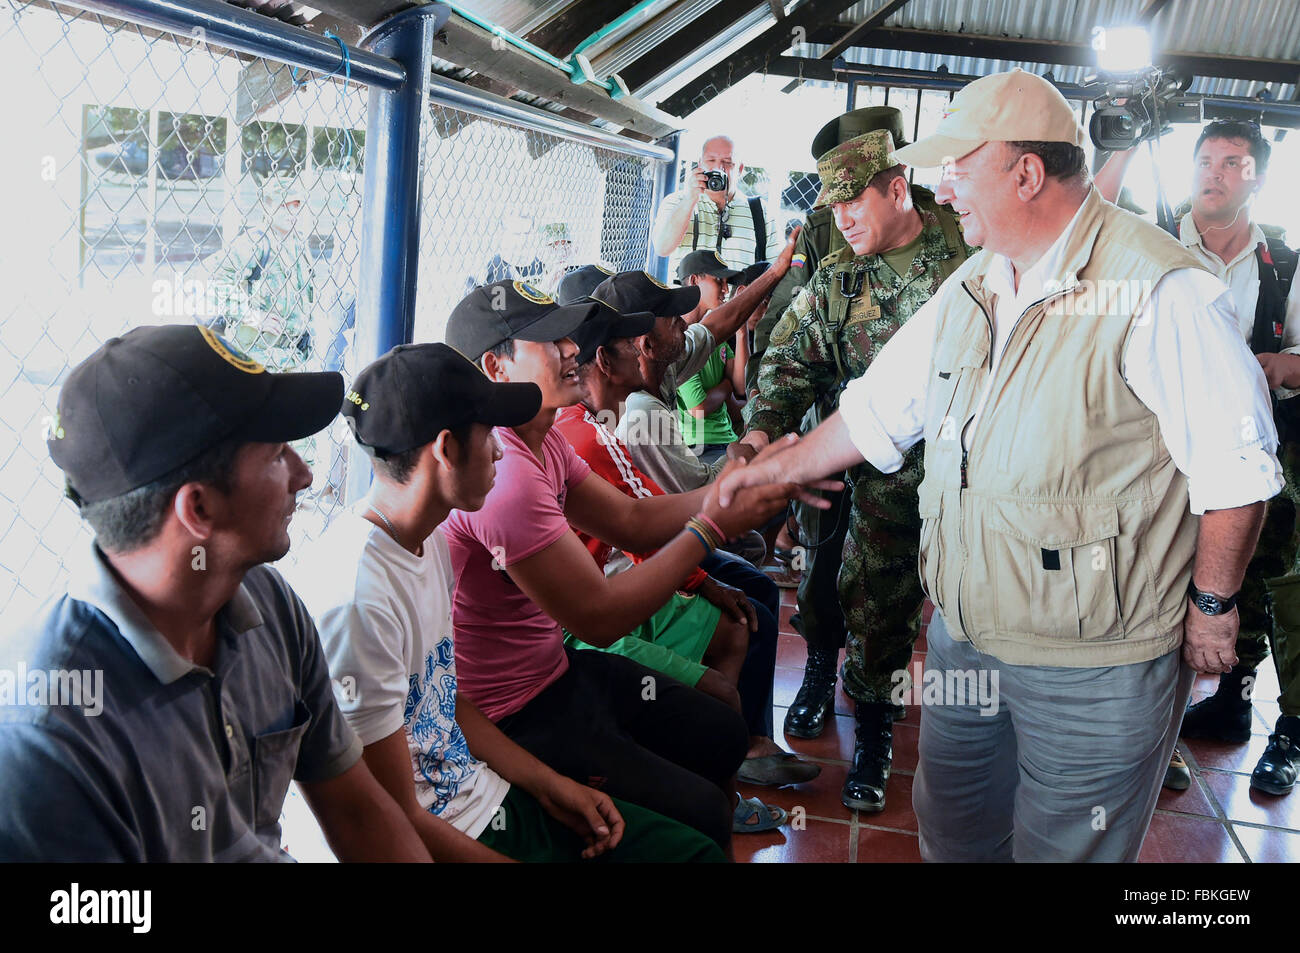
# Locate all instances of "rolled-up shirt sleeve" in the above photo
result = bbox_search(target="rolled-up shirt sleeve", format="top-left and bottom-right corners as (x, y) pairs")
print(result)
(1124, 267), (1283, 515)
(837, 290), (940, 473)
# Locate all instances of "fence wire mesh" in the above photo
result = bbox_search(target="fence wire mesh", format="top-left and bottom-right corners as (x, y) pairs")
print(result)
(415, 103), (660, 344)
(0, 1), (368, 622)
(0, 2), (668, 626)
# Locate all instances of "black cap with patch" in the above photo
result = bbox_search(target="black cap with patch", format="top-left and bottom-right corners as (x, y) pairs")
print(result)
(570, 301), (656, 365)
(48, 324), (342, 505)
(556, 263), (617, 305)
(732, 260), (771, 287)
(591, 270), (699, 319)
(676, 250), (744, 285)
(344, 343), (541, 456)
(446, 279), (600, 361)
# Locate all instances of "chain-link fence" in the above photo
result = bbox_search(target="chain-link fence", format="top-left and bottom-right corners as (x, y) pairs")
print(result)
(0, 1), (668, 627)
(414, 103), (660, 344)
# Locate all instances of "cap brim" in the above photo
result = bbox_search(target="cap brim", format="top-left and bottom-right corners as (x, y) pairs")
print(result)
(477, 380), (543, 428)
(241, 371), (344, 443)
(512, 301), (601, 344)
(892, 134), (985, 169)
(663, 286), (700, 316)
(573, 309), (656, 365)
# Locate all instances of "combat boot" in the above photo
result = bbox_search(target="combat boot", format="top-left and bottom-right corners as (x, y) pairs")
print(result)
(841, 702), (894, 813)
(1251, 715), (1300, 796)
(1180, 664), (1255, 743)
(784, 646), (837, 739)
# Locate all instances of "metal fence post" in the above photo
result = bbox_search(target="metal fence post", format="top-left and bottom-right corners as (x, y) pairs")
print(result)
(651, 130), (680, 283)
(345, 4), (449, 502)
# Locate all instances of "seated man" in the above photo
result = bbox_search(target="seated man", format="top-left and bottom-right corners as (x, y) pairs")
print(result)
(0, 325), (430, 861)
(290, 343), (722, 862)
(443, 280), (819, 843)
(554, 303), (818, 787)
(675, 250), (749, 465)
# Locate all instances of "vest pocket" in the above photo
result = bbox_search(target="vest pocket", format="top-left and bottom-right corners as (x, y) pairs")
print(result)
(983, 500), (1125, 642)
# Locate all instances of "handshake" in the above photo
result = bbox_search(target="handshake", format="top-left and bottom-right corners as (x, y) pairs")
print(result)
(697, 434), (840, 540)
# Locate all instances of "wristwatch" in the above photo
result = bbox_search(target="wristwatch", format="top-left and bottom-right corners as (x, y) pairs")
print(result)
(1188, 581), (1238, 616)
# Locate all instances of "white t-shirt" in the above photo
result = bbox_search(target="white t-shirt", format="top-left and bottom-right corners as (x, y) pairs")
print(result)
(288, 508), (509, 838)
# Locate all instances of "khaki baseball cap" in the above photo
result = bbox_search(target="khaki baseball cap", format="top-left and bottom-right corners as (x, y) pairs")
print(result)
(893, 68), (1084, 169)
(812, 129), (898, 209)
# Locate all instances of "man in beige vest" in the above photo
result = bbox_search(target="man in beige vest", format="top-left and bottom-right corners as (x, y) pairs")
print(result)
(716, 69), (1283, 861)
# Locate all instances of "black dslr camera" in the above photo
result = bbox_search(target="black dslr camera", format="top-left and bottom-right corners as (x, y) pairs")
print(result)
(1085, 66), (1202, 150)
(704, 169), (728, 192)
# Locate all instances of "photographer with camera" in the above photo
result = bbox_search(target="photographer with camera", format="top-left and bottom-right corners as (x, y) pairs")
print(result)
(652, 135), (780, 278)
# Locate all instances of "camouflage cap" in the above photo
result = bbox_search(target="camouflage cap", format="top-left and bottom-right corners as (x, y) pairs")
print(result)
(810, 106), (907, 161)
(541, 222), (571, 243)
(812, 129), (898, 210)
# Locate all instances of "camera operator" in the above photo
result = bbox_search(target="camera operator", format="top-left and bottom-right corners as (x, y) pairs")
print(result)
(652, 135), (780, 277)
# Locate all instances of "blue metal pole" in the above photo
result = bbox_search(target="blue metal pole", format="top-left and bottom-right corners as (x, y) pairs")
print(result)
(651, 130), (681, 283)
(355, 5), (449, 361)
(56, 0), (405, 89)
(344, 5), (449, 501)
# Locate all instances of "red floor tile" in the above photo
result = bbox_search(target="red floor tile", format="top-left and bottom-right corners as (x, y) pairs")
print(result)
(1183, 733), (1272, 774)
(779, 588), (797, 609)
(891, 721), (920, 773)
(732, 817), (851, 863)
(857, 826), (923, 862)
(1156, 769), (1216, 818)
(1139, 813), (1242, 863)
(779, 603), (797, 631)
(1203, 770), (1300, 829)
(773, 666), (807, 709)
(914, 629), (927, 653)
(921, 600), (934, 626)
(1254, 702), (1283, 733)
(851, 771), (917, 832)
(779, 708), (857, 762)
(738, 761), (855, 822)
(1230, 823), (1300, 862)
(776, 633), (805, 667)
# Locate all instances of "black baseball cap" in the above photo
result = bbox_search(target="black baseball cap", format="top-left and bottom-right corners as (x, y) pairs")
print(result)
(676, 250), (744, 285)
(446, 279), (600, 361)
(556, 263), (617, 305)
(47, 324), (342, 505)
(570, 301), (656, 365)
(591, 271), (700, 319)
(344, 343), (541, 456)
(732, 260), (771, 287)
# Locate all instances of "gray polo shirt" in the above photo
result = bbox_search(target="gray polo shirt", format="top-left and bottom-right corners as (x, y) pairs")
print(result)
(0, 544), (361, 861)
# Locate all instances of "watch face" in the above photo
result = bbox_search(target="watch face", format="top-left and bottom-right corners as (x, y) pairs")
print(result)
(1195, 592), (1223, 615)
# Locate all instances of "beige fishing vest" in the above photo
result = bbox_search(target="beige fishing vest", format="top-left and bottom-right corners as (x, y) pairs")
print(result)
(918, 189), (1208, 666)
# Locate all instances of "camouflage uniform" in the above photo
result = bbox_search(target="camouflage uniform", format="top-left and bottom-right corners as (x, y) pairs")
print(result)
(745, 130), (975, 704)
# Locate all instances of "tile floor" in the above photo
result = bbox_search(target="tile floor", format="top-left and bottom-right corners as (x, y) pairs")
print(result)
(736, 590), (1300, 863)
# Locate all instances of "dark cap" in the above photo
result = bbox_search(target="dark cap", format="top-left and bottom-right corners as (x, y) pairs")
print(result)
(811, 105), (908, 162)
(556, 263), (617, 305)
(676, 250), (744, 285)
(732, 260), (771, 287)
(570, 302), (656, 365)
(591, 271), (699, 319)
(446, 279), (600, 361)
(48, 324), (342, 504)
(344, 343), (541, 456)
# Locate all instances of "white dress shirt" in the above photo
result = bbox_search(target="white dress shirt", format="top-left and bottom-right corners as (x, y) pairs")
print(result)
(838, 192), (1283, 515)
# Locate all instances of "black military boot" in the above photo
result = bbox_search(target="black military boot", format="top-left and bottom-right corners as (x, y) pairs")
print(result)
(784, 646), (838, 739)
(841, 702), (894, 813)
(1180, 663), (1255, 743)
(1251, 715), (1300, 795)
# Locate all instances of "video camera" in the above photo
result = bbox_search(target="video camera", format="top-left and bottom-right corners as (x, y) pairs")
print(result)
(1085, 65), (1202, 150)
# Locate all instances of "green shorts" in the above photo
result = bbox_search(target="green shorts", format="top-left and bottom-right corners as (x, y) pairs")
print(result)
(564, 591), (722, 687)
(476, 785), (725, 863)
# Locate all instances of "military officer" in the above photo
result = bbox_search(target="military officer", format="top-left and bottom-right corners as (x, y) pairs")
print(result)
(735, 129), (974, 813)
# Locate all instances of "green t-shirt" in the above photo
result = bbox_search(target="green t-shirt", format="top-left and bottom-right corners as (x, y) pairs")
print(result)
(880, 230), (925, 277)
(677, 344), (737, 446)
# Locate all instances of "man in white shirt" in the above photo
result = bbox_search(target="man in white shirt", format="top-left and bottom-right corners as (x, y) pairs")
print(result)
(652, 135), (780, 276)
(716, 69), (1283, 861)
(1156, 121), (1300, 797)
(290, 343), (723, 862)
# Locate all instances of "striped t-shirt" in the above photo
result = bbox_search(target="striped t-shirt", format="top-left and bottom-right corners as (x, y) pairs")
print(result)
(655, 190), (780, 275)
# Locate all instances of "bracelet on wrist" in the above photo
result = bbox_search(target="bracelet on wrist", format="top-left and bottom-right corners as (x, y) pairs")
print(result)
(696, 512), (726, 544)
(684, 524), (714, 555)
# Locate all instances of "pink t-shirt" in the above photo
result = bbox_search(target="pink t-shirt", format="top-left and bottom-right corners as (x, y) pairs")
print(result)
(444, 425), (592, 721)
